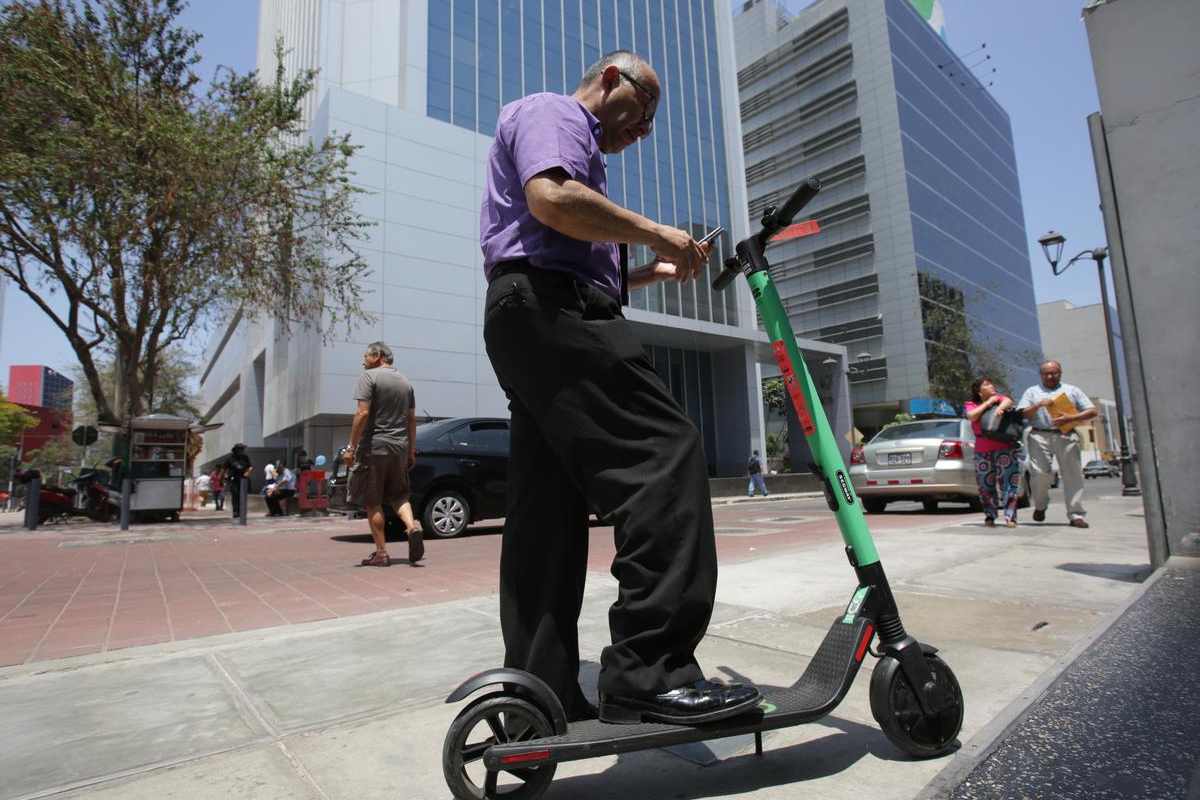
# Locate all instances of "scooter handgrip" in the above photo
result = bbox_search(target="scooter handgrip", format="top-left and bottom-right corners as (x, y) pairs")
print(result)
(775, 177), (822, 228)
(712, 266), (739, 292)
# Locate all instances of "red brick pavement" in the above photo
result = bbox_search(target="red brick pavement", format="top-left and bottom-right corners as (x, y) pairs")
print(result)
(0, 500), (923, 667)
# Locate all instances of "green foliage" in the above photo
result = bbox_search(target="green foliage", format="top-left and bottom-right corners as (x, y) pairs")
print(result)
(881, 412), (915, 431)
(919, 273), (1030, 406)
(765, 431), (785, 459)
(70, 348), (199, 422)
(0, 1), (373, 424)
(21, 435), (76, 480)
(762, 380), (785, 416)
(761, 378), (788, 446)
(0, 389), (37, 443)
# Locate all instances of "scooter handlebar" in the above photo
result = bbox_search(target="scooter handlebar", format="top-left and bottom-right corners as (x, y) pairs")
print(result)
(774, 177), (822, 230)
(712, 262), (740, 292)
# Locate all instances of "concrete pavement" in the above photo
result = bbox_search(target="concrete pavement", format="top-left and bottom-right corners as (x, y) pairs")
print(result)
(0, 486), (1154, 800)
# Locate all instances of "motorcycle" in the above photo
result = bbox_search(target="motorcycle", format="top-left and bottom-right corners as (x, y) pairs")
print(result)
(13, 469), (75, 525)
(13, 468), (118, 524)
(71, 468), (119, 522)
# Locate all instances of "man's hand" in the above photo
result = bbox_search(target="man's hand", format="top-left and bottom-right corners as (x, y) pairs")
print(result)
(342, 448), (354, 466)
(648, 236), (714, 284)
(407, 450), (416, 472)
(650, 226), (705, 283)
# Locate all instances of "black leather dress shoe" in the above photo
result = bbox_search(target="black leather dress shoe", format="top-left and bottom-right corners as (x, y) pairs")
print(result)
(599, 679), (762, 725)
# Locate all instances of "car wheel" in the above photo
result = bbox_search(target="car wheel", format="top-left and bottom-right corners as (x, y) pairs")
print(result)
(922, 500), (938, 513)
(422, 489), (471, 538)
(863, 498), (887, 514)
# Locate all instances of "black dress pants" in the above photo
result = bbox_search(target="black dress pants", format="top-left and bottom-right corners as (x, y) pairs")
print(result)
(483, 264), (717, 717)
(265, 488), (295, 515)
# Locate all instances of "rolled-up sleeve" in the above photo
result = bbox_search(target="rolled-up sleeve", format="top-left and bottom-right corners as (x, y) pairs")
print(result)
(505, 95), (593, 186)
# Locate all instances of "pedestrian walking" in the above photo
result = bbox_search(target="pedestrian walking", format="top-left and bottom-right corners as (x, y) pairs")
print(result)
(210, 467), (225, 511)
(747, 450), (769, 497)
(1017, 360), (1098, 527)
(965, 376), (1021, 527)
(344, 342), (423, 566)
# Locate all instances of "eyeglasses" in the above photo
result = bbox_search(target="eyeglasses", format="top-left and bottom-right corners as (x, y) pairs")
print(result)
(618, 70), (656, 130)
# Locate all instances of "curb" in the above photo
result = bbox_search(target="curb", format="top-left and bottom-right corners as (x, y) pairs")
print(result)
(911, 558), (1174, 800)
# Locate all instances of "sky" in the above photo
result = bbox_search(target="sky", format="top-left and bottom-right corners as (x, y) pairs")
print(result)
(1, 0), (1112, 390)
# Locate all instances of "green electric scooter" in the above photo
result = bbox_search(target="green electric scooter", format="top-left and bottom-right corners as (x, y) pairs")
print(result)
(440, 176), (965, 800)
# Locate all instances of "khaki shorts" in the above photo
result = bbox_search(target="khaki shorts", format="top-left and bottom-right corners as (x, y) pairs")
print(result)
(346, 453), (410, 508)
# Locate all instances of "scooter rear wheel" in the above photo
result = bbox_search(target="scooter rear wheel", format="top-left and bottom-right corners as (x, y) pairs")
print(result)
(870, 652), (964, 758)
(443, 693), (557, 800)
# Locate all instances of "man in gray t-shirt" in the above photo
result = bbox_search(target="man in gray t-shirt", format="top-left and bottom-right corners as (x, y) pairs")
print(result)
(344, 341), (422, 566)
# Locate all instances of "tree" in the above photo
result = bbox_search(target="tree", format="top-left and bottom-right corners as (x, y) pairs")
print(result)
(68, 350), (201, 462)
(0, 389), (37, 443)
(0, 0), (372, 426)
(21, 434), (76, 483)
(919, 273), (1034, 408)
(70, 348), (201, 423)
(762, 378), (787, 443)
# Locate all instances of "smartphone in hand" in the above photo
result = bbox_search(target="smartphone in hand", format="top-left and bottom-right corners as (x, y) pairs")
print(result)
(698, 225), (725, 247)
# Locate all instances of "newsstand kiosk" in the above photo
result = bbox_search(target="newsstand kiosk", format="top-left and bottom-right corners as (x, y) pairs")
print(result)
(125, 415), (191, 521)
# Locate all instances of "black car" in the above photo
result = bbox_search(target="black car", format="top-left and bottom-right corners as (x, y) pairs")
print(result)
(330, 417), (510, 538)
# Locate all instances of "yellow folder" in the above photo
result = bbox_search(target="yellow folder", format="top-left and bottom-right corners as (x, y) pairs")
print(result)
(1046, 393), (1081, 434)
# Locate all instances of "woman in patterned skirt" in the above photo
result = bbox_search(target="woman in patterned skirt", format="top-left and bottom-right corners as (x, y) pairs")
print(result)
(965, 376), (1021, 527)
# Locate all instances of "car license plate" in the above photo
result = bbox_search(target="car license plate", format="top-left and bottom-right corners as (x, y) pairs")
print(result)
(888, 453), (912, 465)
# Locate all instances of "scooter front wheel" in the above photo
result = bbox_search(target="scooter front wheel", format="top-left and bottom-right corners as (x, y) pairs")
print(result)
(869, 652), (964, 758)
(443, 693), (557, 800)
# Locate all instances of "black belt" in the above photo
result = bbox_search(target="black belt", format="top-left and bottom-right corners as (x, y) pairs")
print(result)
(490, 250), (629, 306)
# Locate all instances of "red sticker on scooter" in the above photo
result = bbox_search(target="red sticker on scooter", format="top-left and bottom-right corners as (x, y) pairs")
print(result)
(768, 220), (821, 242)
(772, 341), (815, 436)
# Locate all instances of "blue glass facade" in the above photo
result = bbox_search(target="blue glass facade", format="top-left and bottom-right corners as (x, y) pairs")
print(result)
(427, 0), (737, 327)
(887, 0), (1041, 394)
(427, 1), (738, 472)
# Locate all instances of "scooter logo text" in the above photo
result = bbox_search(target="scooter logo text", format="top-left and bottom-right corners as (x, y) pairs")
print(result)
(835, 470), (855, 505)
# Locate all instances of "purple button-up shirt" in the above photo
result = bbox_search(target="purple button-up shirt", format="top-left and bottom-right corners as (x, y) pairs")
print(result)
(480, 93), (621, 300)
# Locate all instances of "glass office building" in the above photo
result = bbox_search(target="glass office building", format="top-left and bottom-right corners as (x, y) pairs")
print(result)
(425, 0), (738, 325)
(734, 0), (1041, 432)
(201, 1), (847, 475)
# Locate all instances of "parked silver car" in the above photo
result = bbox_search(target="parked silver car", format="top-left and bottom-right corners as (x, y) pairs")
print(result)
(1082, 459), (1119, 478)
(849, 418), (1034, 514)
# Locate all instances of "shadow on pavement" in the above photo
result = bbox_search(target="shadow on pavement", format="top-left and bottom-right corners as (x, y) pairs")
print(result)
(1056, 562), (1152, 583)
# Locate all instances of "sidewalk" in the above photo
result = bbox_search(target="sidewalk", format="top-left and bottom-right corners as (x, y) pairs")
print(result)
(0, 489), (1155, 799)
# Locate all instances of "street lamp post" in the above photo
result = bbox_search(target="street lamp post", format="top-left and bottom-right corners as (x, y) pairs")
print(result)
(1036, 231), (1140, 496)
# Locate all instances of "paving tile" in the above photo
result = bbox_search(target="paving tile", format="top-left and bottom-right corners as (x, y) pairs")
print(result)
(0, 655), (269, 799)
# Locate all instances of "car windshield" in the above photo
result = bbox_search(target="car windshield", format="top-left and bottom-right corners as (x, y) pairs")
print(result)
(870, 420), (962, 443)
(1085, 460), (1106, 467)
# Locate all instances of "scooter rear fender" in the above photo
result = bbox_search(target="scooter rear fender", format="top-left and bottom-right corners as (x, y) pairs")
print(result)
(445, 668), (568, 735)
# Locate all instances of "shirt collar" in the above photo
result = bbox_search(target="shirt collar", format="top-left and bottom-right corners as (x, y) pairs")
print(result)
(576, 99), (603, 143)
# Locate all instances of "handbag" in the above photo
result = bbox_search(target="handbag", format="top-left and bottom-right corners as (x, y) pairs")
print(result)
(978, 407), (1025, 443)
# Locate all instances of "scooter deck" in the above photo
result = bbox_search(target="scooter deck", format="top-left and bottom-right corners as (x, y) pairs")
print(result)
(483, 616), (873, 769)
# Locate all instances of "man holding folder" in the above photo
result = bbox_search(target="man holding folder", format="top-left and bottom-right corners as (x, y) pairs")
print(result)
(1018, 360), (1098, 527)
